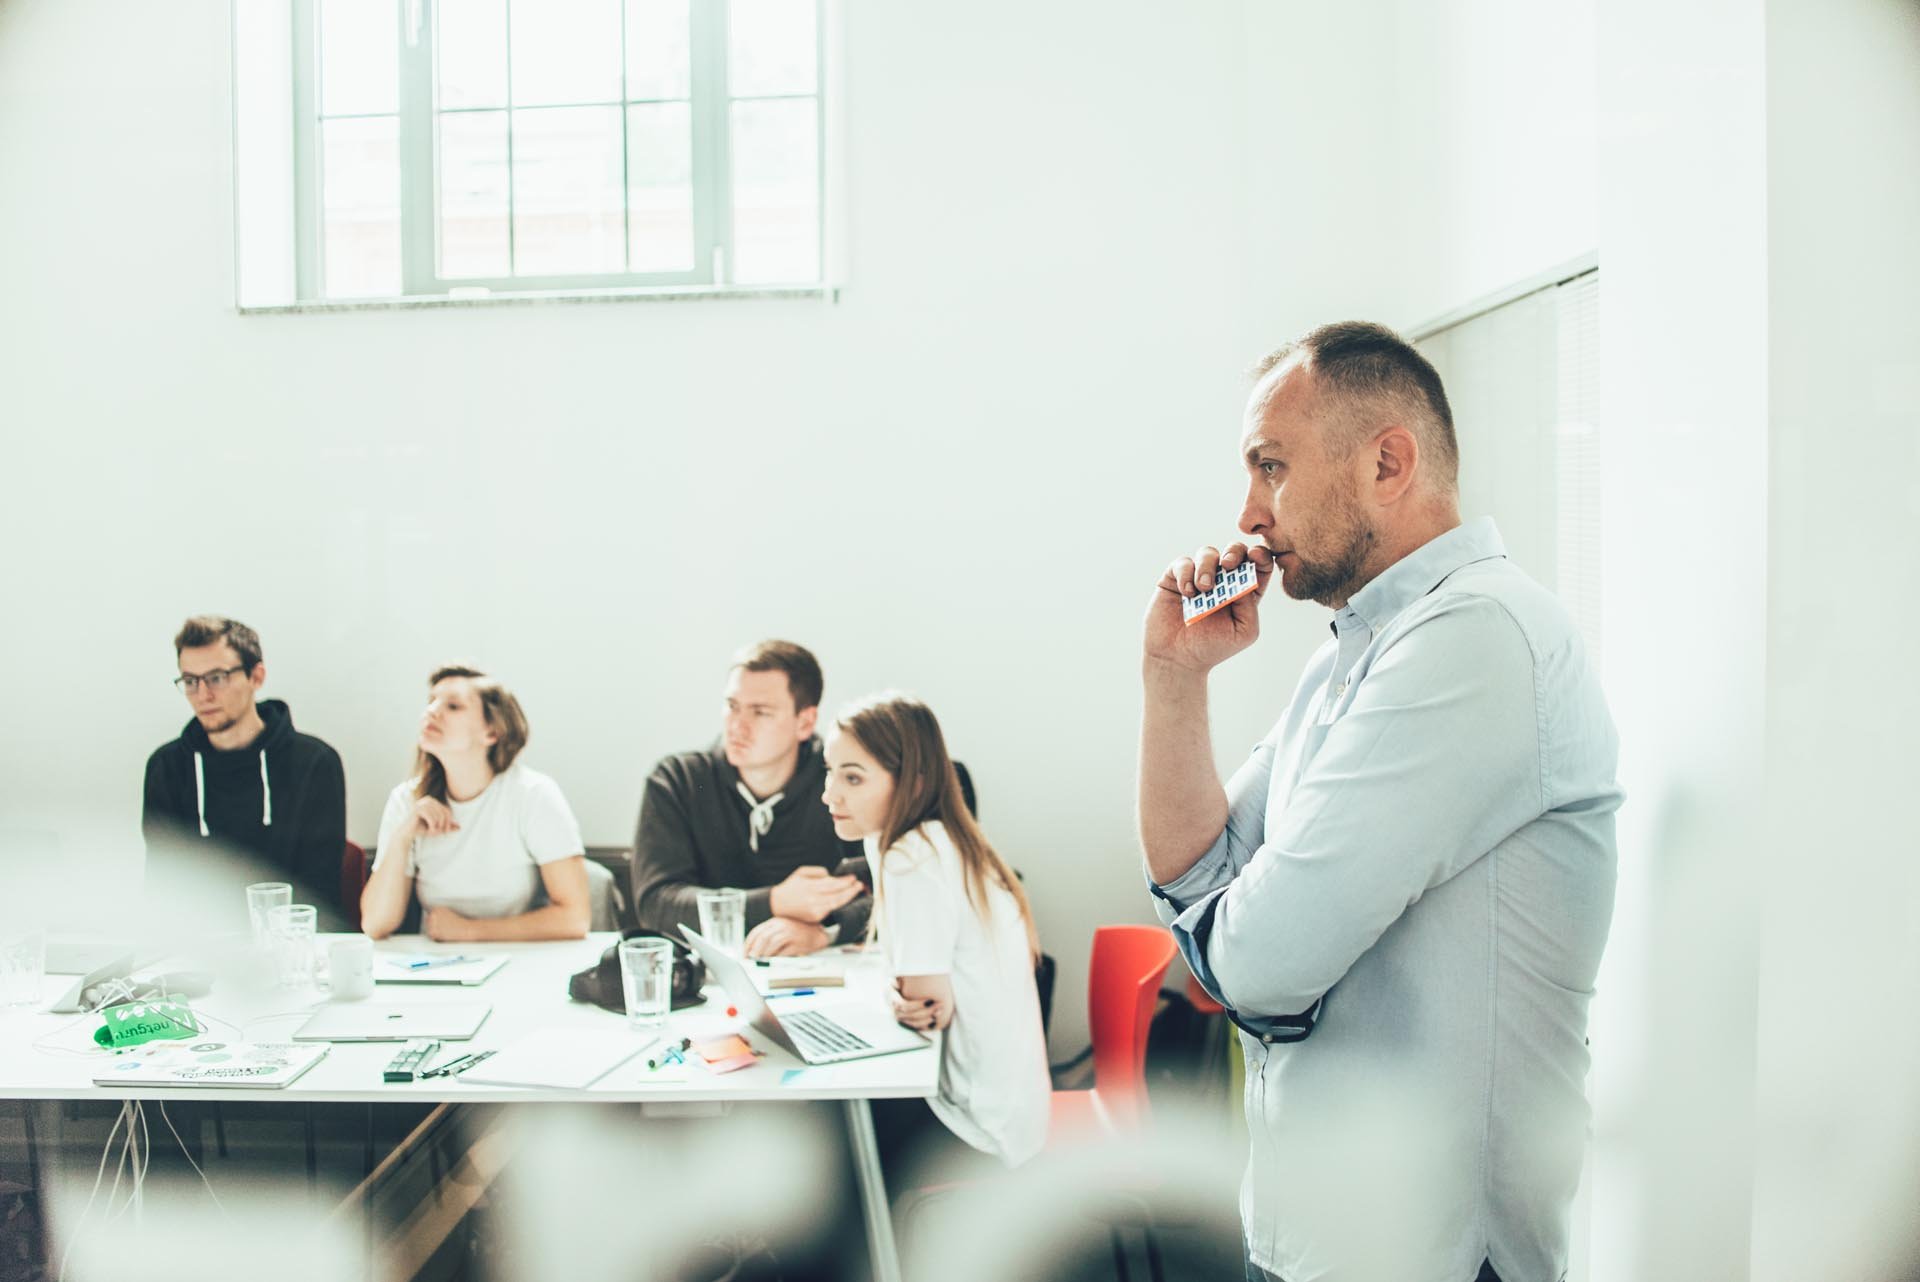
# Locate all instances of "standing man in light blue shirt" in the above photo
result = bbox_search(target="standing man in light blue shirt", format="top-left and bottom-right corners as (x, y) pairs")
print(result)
(1139, 322), (1621, 1282)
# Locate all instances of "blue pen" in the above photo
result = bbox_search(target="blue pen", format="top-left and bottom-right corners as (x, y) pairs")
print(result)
(768, 988), (817, 998)
(405, 954), (477, 970)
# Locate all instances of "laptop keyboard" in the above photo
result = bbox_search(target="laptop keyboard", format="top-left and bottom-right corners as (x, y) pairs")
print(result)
(784, 1009), (872, 1058)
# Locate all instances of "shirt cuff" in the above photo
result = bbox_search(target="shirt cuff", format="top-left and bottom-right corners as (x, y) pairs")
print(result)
(1142, 843), (1233, 909)
(1169, 884), (1326, 1045)
(1169, 886), (1231, 1004)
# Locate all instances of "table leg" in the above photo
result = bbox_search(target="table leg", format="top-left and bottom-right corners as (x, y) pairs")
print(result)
(304, 1104), (318, 1195)
(842, 1099), (902, 1282)
(23, 1101), (49, 1266)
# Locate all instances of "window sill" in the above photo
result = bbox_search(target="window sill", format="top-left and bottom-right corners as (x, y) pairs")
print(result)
(237, 283), (838, 315)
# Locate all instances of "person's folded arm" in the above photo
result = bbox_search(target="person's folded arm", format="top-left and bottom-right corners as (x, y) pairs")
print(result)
(630, 768), (751, 932)
(1147, 732), (1279, 919)
(441, 854), (591, 942)
(361, 793), (420, 942)
(1173, 598), (1545, 1019)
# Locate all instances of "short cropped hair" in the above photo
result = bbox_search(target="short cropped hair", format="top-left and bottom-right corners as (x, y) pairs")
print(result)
(730, 639), (824, 713)
(174, 615), (263, 673)
(1254, 321), (1459, 491)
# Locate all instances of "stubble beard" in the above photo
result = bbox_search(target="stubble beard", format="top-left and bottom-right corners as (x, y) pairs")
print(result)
(1280, 489), (1375, 608)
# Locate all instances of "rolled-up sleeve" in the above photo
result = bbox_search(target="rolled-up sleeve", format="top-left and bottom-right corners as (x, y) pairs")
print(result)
(1147, 732), (1278, 913)
(1149, 734), (1278, 1011)
(1172, 597), (1545, 1021)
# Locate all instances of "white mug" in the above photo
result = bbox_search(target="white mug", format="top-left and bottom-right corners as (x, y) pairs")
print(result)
(326, 935), (375, 1001)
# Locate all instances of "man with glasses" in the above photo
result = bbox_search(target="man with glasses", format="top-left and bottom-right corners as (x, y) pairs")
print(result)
(142, 615), (349, 927)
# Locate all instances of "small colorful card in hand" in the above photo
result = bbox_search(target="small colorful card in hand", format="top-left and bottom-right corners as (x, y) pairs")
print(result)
(1181, 558), (1260, 625)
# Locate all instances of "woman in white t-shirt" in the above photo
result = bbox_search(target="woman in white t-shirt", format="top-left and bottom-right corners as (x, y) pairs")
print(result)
(822, 694), (1050, 1176)
(360, 665), (591, 942)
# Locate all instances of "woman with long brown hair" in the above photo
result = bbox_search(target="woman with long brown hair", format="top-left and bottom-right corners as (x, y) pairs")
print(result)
(360, 665), (591, 942)
(822, 693), (1049, 1174)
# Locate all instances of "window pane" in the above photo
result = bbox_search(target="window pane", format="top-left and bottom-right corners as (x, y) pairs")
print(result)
(438, 0), (508, 109)
(439, 111), (511, 278)
(728, 0), (816, 98)
(322, 117), (402, 296)
(624, 0), (690, 101)
(510, 0), (622, 107)
(729, 98), (818, 283)
(626, 103), (693, 272)
(511, 106), (625, 276)
(320, 0), (399, 116)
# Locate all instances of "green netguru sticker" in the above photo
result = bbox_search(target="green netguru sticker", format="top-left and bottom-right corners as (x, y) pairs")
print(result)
(94, 1000), (201, 1049)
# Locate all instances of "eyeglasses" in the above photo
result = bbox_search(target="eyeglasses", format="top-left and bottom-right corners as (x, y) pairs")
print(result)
(174, 666), (248, 694)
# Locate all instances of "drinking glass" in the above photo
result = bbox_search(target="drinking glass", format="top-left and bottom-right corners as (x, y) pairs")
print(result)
(267, 904), (318, 988)
(0, 930), (46, 1009)
(247, 882), (292, 950)
(618, 938), (674, 1030)
(696, 887), (746, 957)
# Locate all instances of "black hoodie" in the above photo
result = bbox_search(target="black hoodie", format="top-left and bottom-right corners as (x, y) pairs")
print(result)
(141, 699), (349, 929)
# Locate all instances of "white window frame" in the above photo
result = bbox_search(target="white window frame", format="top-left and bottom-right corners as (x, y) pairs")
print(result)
(283, 0), (825, 302)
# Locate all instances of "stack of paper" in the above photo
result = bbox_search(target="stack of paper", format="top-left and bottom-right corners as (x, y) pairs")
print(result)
(459, 1028), (652, 1090)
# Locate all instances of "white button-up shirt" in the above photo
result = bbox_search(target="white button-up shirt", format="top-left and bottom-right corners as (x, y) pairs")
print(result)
(1151, 518), (1621, 1282)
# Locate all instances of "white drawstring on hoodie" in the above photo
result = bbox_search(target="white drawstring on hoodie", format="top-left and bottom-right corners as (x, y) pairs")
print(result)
(735, 782), (781, 852)
(193, 749), (273, 837)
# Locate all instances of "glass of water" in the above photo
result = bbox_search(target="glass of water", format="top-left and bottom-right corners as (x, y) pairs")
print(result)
(618, 938), (674, 1030)
(696, 887), (746, 956)
(0, 930), (46, 1009)
(267, 904), (318, 988)
(247, 881), (292, 950)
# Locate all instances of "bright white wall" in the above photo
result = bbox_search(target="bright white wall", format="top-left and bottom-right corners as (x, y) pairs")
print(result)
(1753, 0), (1920, 1276)
(0, 0), (1254, 1055)
(1592, 0), (1772, 1276)
(1230, 0), (1597, 733)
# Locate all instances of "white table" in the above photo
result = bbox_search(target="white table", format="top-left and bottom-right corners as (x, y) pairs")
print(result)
(0, 933), (935, 1282)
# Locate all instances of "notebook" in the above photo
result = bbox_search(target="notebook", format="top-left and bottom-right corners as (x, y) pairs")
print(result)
(92, 1041), (329, 1089)
(375, 954), (510, 986)
(457, 1027), (654, 1090)
(763, 956), (847, 990)
(292, 1001), (491, 1042)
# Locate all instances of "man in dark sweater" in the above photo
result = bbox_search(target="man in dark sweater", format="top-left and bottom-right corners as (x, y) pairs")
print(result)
(142, 616), (349, 929)
(631, 640), (869, 956)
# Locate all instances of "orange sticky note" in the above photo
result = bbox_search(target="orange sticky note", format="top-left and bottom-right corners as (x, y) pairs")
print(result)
(692, 1035), (754, 1063)
(703, 1053), (759, 1075)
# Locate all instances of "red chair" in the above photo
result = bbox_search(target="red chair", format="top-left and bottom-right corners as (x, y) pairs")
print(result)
(340, 840), (368, 932)
(898, 925), (1179, 1279)
(1050, 925), (1179, 1142)
(1049, 925), (1178, 1282)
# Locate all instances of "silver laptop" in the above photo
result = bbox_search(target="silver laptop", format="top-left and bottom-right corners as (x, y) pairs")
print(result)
(678, 926), (928, 1066)
(292, 1001), (492, 1042)
(45, 935), (168, 1013)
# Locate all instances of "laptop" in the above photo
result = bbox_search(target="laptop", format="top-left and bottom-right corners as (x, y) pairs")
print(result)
(45, 938), (136, 1014)
(292, 1001), (492, 1043)
(677, 926), (928, 1066)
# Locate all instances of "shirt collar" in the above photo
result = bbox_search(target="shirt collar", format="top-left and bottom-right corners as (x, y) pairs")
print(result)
(1339, 517), (1507, 635)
